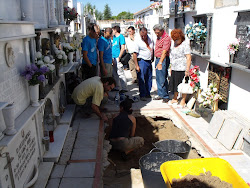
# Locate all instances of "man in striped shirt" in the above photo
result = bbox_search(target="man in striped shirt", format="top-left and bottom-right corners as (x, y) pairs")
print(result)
(153, 24), (171, 103)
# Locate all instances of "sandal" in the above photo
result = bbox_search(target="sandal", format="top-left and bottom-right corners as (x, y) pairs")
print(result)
(168, 100), (178, 105)
(153, 96), (162, 100)
(177, 103), (187, 109)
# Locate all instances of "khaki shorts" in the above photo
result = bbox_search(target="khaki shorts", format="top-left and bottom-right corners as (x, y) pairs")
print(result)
(110, 137), (144, 152)
(101, 63), (113, 78)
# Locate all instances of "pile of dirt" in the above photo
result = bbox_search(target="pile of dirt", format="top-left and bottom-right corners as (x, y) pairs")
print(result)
(172, 171), (233, 188)
(105, 116), (201, 170)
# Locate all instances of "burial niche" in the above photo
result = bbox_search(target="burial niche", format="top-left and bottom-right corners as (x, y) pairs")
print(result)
(58, 82), (67, 115)
(43, 98), (55, 137)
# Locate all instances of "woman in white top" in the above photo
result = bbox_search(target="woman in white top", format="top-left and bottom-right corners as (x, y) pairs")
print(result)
(169, 29), (191, 107)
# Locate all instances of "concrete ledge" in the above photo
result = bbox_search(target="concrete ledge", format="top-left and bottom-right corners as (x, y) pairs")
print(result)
(43, 124), (70, 162)
(32, 162), (54, 188)
(59, 104), (76, 124)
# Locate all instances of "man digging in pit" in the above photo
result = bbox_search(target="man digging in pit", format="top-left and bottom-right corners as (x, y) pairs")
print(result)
(109, 99), (144, 160)
(72, 76), (116, 122)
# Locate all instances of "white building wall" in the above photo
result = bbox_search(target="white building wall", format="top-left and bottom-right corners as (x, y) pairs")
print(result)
(162, 0), (250, 119)
(195, 0), (214, 15)
(134, 7), (165, 36)
(228, 68), (250, 118)
(77, 2), (83, 34)
(0, 40), (30, 118)
(198, 0), (250, 119)
(162, 0), (170, 15)
(33, 0), (48, 29)
(210, 7), (238, 63)
(169, 17), (175, 33)
(0, 0), (21, 21)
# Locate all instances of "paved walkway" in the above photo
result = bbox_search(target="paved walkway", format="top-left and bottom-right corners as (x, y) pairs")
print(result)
(45, 68), (250, 188)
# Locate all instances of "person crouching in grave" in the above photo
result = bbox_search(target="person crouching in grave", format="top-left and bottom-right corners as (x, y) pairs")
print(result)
(109, 99), (144, 160)
(71, 76), (116, 122)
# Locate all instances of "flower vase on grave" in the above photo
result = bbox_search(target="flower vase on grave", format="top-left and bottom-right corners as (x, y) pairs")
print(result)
(212, 100), (219, 112)
(196, 89), (201, 99)
(63, 59), (68, 67)
(42, 136), (50, 151)
(2, 103), (17, 136)
(55, 60), (62, 77)
(190, 40), (194, 50)
(200, 42), (205, 54)
(229, 52), (237, 64)
(66, 20), (70, 25)
(29, 84), (40, 107)
(39, 82), (45, 100)
(48, 71), (54, 85)
(68, 51), (74, 66)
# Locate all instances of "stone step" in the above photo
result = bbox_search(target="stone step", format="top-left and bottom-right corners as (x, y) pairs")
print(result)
(43, 124), (70, 162)
(31, 162), (54, 188)
(59, 104), (76, 125)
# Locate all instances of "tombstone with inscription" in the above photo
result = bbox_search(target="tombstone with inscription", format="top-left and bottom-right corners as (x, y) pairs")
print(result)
(234, 11), (250, 68)
(0, 118), (40, 188)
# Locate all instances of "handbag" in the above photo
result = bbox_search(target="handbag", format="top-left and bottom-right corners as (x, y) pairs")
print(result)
(121, 52), (131, 66)
(177, 76), (194, 94)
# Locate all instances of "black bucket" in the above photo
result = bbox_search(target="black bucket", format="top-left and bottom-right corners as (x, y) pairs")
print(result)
(139, 148), (182, 188)
(153, 139), (192, 159)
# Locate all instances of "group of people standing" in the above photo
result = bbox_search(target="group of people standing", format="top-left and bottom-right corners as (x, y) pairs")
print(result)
(80, 24), (128, 93)
(128, 24), (191, 108)
(78, 23), (191, 108)
(72, 23), (192, 159)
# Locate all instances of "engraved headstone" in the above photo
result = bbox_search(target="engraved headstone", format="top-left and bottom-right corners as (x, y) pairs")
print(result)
(235, 12), (250, 68)
(207, 111), (226, 138)
(217, 118), (243, 150)
(0, 118), (40, 188)
(228, 111), (250, 150)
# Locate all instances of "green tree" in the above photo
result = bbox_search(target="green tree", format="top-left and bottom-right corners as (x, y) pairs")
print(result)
(103, 4), (112, 20)
(116, 11), (134, 20)
(84, 3), (94, 14)
(95, 10), (103, 20)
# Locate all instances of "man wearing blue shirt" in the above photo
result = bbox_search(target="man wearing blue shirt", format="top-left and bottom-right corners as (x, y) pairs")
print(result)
(112, 26), (128, 93)
(81, 24), (99, 80)
(97, 28), (113, 77)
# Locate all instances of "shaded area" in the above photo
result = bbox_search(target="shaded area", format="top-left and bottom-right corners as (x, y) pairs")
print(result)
(103, 116), (201, 187)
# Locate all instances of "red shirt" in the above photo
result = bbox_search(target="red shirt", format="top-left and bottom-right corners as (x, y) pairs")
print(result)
(154, 31), (171, 58)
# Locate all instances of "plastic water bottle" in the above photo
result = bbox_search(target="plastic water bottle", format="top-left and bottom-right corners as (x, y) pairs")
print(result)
(114, 92), (120, 107)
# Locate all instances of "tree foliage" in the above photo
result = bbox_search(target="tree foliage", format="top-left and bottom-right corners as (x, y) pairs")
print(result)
(116, 11), (134, 19)
(82, 3), (134, 21)
(103, 4), (112, 20)
(95, 10), (103, 20)
(84, 3), (94, 14)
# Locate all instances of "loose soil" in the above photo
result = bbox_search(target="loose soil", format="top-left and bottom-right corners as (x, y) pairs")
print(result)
(103, 116), (202, 187)
(105, 116), (201, 170)
(172, 171), (233, 188)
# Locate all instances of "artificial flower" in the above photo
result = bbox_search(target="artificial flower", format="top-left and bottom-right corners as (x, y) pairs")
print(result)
(227, 38), (240, 55)
(21, 64), (49, 86)
(64, 6), (78, 22)
(199, 82), (222, 108)
(189, 66), (200, 92)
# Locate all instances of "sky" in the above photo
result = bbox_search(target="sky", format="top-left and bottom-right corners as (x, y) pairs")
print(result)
(78, 0), (152, 16)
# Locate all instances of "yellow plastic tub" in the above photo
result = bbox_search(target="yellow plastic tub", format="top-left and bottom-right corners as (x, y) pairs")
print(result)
(160, 158), (249, 188)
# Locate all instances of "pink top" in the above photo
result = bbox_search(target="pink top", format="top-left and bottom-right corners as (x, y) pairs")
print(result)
(154, 31), (171, 58)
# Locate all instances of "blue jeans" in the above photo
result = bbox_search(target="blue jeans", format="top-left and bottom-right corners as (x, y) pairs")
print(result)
(137, 59), (152, 97)
(155, 57), (170, 99)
